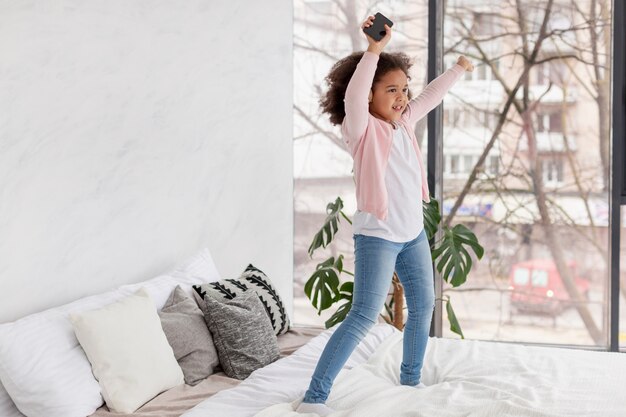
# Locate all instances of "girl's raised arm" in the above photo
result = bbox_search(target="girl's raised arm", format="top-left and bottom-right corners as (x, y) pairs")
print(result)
(341, 52), (378, 149)
(403, 56), (473, 127)
(341, 17), (391, 152)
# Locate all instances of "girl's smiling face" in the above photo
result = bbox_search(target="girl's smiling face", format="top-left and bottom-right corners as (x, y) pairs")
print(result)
(369, 69), (410, 124)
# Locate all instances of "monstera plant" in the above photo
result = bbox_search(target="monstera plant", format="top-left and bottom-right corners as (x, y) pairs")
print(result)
(304, 196), (484, 338)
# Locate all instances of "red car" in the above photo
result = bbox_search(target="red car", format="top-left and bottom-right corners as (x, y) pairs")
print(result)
(508, 259), (590, 316)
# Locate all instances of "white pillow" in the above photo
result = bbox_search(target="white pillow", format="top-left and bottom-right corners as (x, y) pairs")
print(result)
(0, 248), (219, 417)
(70, 289), (184, 413)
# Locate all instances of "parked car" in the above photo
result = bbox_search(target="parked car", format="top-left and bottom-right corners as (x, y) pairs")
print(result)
(508, 259), (590, 316)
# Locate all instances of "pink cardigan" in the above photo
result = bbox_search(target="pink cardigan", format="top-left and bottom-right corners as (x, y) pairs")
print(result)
(341, 51), (465, 221)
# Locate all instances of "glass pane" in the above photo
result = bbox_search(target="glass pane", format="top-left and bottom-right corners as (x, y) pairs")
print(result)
(442, 0), (612, 347)
(293, 1), (429, 326)
(513, 268), (529, 285)
(531, 270), (548, 288)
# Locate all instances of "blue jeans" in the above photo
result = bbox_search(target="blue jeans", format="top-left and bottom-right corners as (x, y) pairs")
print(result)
(302, 229), (435, 404)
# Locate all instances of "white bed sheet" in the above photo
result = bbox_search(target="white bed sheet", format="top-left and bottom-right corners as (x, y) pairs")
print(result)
(255, 332), (626, 417)
(181, 323), (399, 417)
(0, 383), (24, 417)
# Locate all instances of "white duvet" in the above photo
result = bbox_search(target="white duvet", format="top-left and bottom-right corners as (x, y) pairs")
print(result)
(255, 331), (626, 417)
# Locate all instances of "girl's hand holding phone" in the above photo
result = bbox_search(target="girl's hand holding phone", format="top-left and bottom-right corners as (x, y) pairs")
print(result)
(457, 56), (475, 72)
(362, 15), (391, 54)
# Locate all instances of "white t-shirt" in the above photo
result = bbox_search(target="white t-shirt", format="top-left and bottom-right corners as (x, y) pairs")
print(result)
(352, 122), (424, 243)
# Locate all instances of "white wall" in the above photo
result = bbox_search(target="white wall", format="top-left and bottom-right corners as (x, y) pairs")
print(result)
(0, 0), (293, 323)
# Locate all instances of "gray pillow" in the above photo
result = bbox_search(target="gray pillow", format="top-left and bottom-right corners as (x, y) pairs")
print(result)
(203, 290), (280, 380)
(159, 286), (220, 386)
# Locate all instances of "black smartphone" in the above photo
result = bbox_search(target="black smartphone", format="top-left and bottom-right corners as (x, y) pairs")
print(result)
(363, 12), (394, 42)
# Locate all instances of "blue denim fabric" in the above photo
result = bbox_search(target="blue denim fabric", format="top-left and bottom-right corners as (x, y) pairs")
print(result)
(302, 229), (435, 404)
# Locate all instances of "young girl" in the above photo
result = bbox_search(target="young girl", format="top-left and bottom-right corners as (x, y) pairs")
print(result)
(296, 16), (473, 416)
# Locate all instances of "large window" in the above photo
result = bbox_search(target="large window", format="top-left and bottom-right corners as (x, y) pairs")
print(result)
(442, 0), (612, 347)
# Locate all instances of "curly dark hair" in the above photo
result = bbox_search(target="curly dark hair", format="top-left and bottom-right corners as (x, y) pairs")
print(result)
(319, 51), (414, 126)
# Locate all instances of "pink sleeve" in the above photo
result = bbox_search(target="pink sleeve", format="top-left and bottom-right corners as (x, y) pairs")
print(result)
(403, 63), (465, 126)
(341, 51), (379, 153)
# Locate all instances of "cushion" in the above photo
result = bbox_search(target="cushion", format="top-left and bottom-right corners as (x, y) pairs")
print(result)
(193, 264), (291, 336)
(159, 286), (219, 385)
(0, 247), (219, 417)
(70, 289), (184, 414)
(203, 290), (280, 380)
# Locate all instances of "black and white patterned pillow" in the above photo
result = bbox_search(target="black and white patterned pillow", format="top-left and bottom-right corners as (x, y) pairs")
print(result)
(192, 264), (291, 336)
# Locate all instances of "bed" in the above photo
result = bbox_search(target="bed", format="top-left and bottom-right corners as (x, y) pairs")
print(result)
(183, 325), (626, 417)
(2, 246), (625, 417)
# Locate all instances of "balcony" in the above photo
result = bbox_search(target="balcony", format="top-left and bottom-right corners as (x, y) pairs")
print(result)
(519, 132), (577, 153)
(516, 84), (578, 104)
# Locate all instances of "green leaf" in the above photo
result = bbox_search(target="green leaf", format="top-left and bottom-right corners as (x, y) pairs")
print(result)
(338, 281), (353, 301)
(432, 224), (484, 287)
(303, 256), (343, 314)
(324, 281), (354, 329)
(322, 280), (354, 329)
(445, 298), (464, 339)
(423, 197), (441, 241)
(307, 197), (345, 257)
(325, 300), (352, 329)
